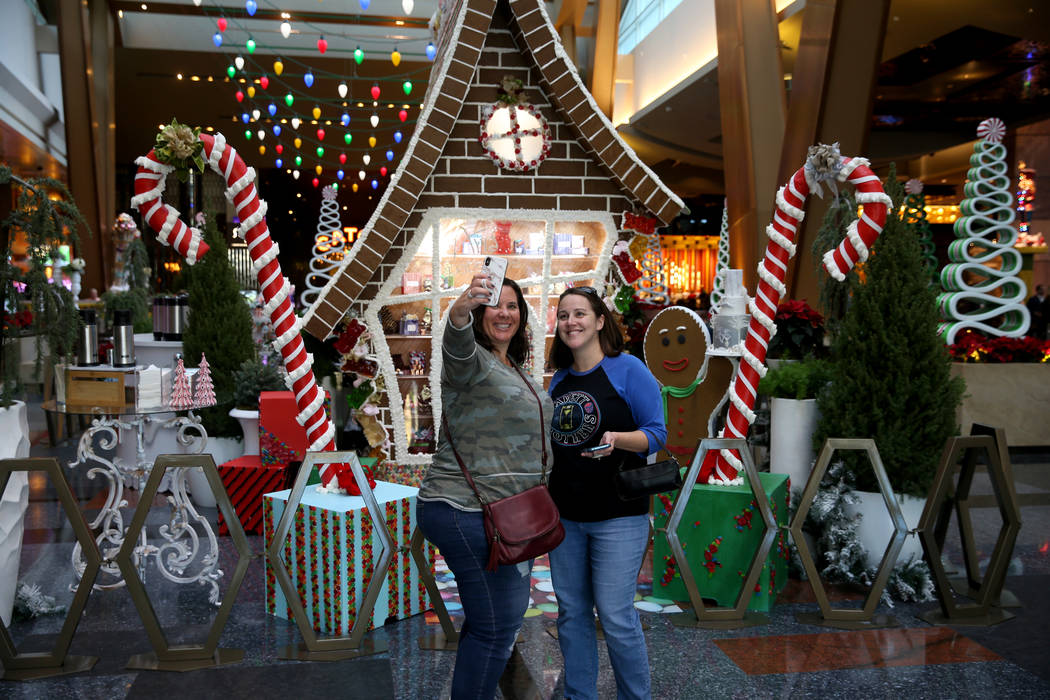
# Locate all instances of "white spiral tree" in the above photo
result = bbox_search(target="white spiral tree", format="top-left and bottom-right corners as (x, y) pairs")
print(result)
(709, 199), (730, 313)
(301, 185), (348, 308)
(938, 118), (1030, 343)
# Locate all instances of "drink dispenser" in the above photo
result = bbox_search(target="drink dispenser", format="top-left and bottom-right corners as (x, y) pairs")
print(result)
(112, 308), (136, 368)
(76, 308), (100, 366)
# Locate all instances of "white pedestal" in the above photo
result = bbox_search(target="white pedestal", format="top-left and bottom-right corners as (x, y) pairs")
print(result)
(769, 397), (820, 494)
(0, 401), (31, 626)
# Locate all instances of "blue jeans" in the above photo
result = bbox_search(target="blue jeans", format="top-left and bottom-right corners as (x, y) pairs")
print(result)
(549, 514), (651, 700)
(417, 500), (533, 700)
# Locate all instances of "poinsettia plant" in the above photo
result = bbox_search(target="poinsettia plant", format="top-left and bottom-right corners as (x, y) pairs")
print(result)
(948, 331), (1050, 363)
(1, 310), (33, 333)
(767, 299), (826, 359)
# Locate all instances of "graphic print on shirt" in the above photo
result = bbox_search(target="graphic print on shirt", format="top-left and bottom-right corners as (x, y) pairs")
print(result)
(551, 389), (601, 447)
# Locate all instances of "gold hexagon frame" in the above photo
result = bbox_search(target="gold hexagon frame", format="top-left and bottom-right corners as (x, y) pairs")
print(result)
(789, 438), (907, 629)
(917, 429), (1021, 626)
(115, 454), (252, 671)
(663, 438), (777, 629)
(0, 458), (102, 680)
(266, 451), (391, 660)
(411, 526), (459, 650)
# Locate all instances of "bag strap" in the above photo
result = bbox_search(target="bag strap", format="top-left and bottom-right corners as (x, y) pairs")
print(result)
(441, 362), (548, 507)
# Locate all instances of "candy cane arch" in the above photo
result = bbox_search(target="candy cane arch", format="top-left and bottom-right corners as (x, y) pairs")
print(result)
(698, 146), (891, 484)
(132, 132), (359, 493)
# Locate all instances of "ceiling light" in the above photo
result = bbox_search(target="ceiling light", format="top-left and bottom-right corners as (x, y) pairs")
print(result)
(141, 3), (147, 10)
(190, 75), (200, 81)
(176, 73), (183, 80)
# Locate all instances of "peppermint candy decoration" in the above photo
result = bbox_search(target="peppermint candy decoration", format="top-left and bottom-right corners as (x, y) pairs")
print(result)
(478, 102), (552, 172)
(976, 117), (1005, 144)
(904, 178), (923, 195)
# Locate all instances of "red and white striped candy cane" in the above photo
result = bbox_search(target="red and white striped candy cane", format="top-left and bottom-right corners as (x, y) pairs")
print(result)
(132, 131), (365, 493)
(698, 145), (891, 484)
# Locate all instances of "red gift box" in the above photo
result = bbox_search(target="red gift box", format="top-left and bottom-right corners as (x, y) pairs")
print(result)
(217, 455), (287, 535)
(259, 390), (331, 468)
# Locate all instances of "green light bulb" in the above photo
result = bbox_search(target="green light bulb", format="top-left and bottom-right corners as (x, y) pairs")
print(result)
(244, 130), (251, 140)
(316, 146), (325, 157)
(403, 81), (412, 95)
(295, 155), (302, 167)
(227, 65), (236, 78)
(344, 133), (352, 145)
(354, 47), (364, 65)
(246, 37), (256, 54)
(285, 93), (294, 107)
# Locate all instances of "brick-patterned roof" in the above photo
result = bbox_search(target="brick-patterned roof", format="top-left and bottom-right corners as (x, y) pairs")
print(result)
(302, 0), (683, 340)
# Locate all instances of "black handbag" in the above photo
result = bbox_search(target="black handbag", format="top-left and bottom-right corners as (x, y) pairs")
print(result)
(442, 364), (564, 571)
(613, 457), (683, 500)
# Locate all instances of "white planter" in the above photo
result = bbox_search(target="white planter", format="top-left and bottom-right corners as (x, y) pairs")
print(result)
(770, 397), (820, 494)
(0, 401), (31, 626)
(845, 490), (927, 569)
(185, 436), (243, 509)
(229, 408), (260, 456)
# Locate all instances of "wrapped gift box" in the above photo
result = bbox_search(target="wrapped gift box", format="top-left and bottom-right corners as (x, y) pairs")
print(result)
(217, 455), (288, 535)
(652, 472), (789, 612)
(263, 481), (435, 634)
(260, 390), (330, 468)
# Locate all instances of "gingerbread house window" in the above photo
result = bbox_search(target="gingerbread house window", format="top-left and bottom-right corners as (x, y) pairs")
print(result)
(367, 208), (614, 464)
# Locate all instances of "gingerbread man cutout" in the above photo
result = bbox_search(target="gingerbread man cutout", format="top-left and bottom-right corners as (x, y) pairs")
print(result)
(643, 307), (734, 463)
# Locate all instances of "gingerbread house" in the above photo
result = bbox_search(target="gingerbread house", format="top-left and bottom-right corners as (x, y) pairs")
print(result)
(302, 0), (684, 464)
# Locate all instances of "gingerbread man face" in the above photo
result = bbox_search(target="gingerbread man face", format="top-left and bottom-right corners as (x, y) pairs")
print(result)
(643, 306), (709, 388)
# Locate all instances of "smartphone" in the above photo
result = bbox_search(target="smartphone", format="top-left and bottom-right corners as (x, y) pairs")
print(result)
(481, 256), (508, 307)
(581, 444), (611, 454)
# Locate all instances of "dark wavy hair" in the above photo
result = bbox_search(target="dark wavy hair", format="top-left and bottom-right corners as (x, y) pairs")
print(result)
(472, 277), (530, 366)
(547, 287), (624, 370)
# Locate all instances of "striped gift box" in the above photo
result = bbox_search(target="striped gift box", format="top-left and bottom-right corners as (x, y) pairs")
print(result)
(263, 481), (435, 634)
(217, 456), (288, 535)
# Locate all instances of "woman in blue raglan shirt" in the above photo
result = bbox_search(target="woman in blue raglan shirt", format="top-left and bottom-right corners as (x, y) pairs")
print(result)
(546, 286), (666, 700)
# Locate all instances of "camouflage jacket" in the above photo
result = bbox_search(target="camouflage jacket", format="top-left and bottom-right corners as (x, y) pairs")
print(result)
(418, 316), (553, 512)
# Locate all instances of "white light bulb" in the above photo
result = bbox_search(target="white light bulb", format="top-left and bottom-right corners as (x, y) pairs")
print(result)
(280, 21), (291, 39)
(291, 117), (301, 130)
(234, 56), (245, 71)
(251, 108), (261, 121)
(358, 170), (366, 180)
(369, 113), (379, 128)
(338, 82), (348, 99)
(402, 0), (414, 13)
(363, 154), (371, 165)
(293, 170), (300, 179)
(257, 129), (265, 140)
(193, 0), (201, 5)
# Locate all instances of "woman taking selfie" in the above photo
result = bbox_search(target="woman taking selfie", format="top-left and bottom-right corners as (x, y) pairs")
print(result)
(417, 270), (552, 699)
(547, 286), (665, 700)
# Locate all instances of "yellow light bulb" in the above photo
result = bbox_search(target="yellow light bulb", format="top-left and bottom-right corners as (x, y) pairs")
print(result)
(247, 86), (256, 98)
(352, 183), (358, 192)
(315, 165), (323, 175)
(391, 49), (401, 67)
(259, 145), (266, 155)
(368, 136), (377, 148)
(294, 137), (302, 148)
(274, 59), (284, 76)
(312, 106), (322, 120)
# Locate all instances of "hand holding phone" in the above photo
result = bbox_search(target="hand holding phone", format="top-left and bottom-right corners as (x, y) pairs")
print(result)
(581, 444), (611, 456)
(481, 256), (507, 307)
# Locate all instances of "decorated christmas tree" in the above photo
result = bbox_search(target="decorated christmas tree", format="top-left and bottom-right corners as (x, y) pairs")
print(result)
(193, 354), (216, 408)
(814, 167), (965, 498)
(171, 358), (194, 410)
(301, 185), (347, 308)
(902, 179), (938, 284)
(181, 213), (256, 437)
(938, 117), (1030, 343)
(709, 200), (730, 313)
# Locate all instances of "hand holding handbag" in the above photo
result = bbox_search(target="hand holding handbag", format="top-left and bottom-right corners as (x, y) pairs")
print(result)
(614, 457), (683, 500)
(442, 364), (564, 571)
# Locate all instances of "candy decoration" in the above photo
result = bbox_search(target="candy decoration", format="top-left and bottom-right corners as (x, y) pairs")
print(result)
(133, 129), (369, 493)
(700, 144), (890, 485)
(937, 119), (1029, 343)
(975, 117), (1005, 144)
(193, 354), (217, 407)
(170, 358), (194, 410)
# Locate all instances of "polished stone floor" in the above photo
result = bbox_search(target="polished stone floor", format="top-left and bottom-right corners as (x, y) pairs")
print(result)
(2, 396), (1049, 699)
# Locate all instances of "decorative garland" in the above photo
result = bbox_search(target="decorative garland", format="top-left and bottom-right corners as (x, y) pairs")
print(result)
(700, 143), (891, 485)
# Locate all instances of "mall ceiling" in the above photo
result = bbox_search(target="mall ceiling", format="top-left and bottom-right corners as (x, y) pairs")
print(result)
(15, 0), (1050, 204)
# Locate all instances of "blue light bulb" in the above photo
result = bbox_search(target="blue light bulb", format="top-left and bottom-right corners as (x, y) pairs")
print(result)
(304, 71), (314, 88)
(371, 179), (378, 190)
(393, 131), (402, 143)
(386, 150), (394, 161)
(425, 42), (436, 61)
(275, 158), (283, 168)
(341, 112), (350, 126)
(268, 103), (277, 116)
(272, 124), (281, 136)
(241, 112), (250, 123)
(245, 0), (257, 16)
(213, 32), (223, 47)
(337, 169), (344, 180)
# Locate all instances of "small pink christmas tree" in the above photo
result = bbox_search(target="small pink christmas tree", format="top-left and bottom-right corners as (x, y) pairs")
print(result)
(170, 358), (194, 410)
(193, 354), (216, 408)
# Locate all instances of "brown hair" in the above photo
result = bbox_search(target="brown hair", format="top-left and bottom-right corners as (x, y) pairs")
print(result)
(547, 287), (624, 370)
(471, 277), (530, 366)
